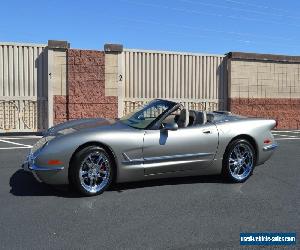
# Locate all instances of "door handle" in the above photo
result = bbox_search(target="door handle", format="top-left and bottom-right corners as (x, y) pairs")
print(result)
(202, 130), (211, 134)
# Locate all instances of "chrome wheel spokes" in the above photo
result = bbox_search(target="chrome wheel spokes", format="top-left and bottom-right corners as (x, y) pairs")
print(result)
(229, 144), (253, 180)
(79, 152), (110, 193)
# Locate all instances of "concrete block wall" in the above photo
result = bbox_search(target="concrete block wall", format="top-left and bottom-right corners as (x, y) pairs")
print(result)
(53, 49), (118, 125)
(105, 53), (119, 97)
(228, 52), (300, 129)
(51, 47), (300, 129)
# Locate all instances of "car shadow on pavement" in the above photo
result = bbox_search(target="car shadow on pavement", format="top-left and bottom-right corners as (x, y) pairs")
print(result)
(9, 169), (80, 198)
(109, 174), (227, 193)
(10, 169), (228, 197)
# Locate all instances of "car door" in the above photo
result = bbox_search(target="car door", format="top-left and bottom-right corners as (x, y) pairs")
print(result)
(142, 123), (219, 175)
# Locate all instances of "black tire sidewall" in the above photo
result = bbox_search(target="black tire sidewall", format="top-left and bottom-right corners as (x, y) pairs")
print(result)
(70, 146), (114, 196)
(222, 139), (256, 183)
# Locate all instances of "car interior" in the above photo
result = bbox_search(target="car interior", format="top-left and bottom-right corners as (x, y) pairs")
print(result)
(163, 108), (215, 128)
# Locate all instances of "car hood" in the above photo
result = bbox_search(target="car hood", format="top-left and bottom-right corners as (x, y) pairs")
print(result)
(44, 118), (119, 136)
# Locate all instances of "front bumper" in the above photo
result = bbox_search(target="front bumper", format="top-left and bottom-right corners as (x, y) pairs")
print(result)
(263, 143), (278, 151)
(22, 152), (64, 182)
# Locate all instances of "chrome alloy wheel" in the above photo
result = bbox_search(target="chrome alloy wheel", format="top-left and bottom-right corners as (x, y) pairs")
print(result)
(79, 151), (110, 193)
(228, 143), (254, 180)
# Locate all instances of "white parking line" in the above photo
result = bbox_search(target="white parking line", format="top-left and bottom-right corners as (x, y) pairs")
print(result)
(272, 130), (300, 133)
(0, 139), (32, 149)
(276, 138), (300, 141)
(0, 139), (32, 147)
(272, 134), (298, 138)
(0, 136), (42, 140)
(0, 136), (40, 149)
(0, 146), (32, 150)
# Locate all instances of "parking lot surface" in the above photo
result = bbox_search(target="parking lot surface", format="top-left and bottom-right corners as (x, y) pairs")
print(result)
(0, 132), (299, 249)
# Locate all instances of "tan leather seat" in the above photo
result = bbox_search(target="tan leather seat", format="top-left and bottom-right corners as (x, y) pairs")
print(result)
(177, 109), (189, 128)
(188, 110), (197, 126)
(206, 113), (214, 123)
(194, 111), (207, 125)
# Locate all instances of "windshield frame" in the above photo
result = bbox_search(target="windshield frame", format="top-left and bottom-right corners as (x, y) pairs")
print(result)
(119, 99), (178, 130)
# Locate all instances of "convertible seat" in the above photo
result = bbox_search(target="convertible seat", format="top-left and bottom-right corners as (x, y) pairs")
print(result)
(177, 109), (189, 128)
(194, 111), (207, 125)
(206, 113), (214, 123)
(188, 110), (197, 126)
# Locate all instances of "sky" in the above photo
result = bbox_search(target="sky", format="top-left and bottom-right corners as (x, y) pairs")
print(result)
(0, 0), (299, 55)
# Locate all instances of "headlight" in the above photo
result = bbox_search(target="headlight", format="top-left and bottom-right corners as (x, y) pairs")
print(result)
(58, 127), (76, 135)
(31, 136), (55, 154)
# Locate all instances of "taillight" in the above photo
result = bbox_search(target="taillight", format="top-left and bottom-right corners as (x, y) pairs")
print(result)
(264, 138), (271, 144)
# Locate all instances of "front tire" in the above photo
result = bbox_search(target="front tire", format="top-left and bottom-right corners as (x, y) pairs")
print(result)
(69, 146), (114, 196)
(222, 139), (256, 183)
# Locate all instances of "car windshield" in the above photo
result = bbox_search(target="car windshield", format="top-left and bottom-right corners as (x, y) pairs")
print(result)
(120, 99), (177, 129)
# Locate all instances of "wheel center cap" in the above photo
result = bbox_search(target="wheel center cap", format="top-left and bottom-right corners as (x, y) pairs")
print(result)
(88, 168), (98, 176)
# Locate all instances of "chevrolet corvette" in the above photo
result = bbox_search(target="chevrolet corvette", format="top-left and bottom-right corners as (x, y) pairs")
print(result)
(22, 99), (278, 196)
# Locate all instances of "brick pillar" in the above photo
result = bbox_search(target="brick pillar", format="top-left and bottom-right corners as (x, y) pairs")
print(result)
(53, 49), (118, 125)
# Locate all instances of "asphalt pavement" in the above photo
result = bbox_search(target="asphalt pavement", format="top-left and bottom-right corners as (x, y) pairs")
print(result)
(0, 132), (299, 249)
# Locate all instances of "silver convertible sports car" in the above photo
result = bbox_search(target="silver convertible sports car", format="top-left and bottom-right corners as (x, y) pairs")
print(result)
(22, 99), (278, 196)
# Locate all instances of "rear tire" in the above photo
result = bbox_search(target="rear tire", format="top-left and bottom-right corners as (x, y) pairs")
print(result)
(69, 146), (114, 196)
(222, 139), (256, 183)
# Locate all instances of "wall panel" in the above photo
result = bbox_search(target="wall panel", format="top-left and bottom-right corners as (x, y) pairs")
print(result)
(121, 49), (227, 115)
(0, 42), (47, 132)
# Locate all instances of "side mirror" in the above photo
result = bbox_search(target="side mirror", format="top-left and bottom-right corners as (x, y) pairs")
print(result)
(161, 122), (178, 131)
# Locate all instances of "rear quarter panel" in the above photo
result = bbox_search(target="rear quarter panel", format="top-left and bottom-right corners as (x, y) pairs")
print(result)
(214, 118), (276, 171)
